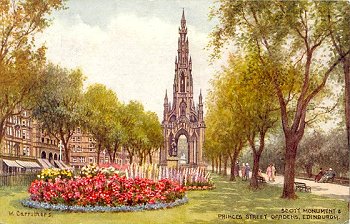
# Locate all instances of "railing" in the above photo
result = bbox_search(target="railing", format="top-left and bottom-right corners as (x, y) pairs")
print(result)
(0, 172), (38, 187)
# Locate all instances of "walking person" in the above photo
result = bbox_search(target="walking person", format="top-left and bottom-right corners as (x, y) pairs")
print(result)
(271, 164), (276, 182)
(266, 164), (272, 182)
(241, 163), (246, 180)
(245, 163), (251, 180)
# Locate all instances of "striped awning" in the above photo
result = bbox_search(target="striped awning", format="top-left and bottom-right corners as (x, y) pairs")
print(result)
(37, 158), (54, 168)
(54, 160), (65, 169)
(2, 159), (23, 168)
(15, 160), (41, 168)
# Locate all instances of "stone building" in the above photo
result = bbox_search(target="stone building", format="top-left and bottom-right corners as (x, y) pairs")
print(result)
(160, 11), (205, 168)
(0, 109), (65, 174)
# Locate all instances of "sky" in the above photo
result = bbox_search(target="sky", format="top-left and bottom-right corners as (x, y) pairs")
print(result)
(38, 0), (225, 120)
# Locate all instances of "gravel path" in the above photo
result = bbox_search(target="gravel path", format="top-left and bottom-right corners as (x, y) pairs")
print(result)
(269, 175), (350, 202)
(209, 166), (349, 202)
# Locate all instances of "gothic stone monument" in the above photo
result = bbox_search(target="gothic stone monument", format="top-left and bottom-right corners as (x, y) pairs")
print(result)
(160, 10), (205, 168)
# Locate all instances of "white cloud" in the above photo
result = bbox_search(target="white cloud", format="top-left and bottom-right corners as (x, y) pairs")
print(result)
(38, 12), (220, 120)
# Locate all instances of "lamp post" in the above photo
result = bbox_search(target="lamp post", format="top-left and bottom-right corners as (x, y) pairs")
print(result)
(58, 140), (62, 161)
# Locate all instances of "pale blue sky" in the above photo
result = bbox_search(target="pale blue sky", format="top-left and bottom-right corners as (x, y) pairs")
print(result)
(41, 0), (224, 120)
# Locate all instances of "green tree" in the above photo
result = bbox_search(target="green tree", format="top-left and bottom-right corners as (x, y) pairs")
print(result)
(209, 0), (349, 199)
(122, 101), (145, 165)
(0, 0), (65, 145)
(321, 2), (350, 148)
(32, 64), (84, 163)
(142, 111), (163, 164)
(83, 84), (120, 164)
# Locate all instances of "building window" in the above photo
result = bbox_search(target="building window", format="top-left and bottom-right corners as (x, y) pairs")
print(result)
(22, 130), (26, 139)
(77, 127), (81, 133)
(77, 137), (81, 142)
(72, 157), (77, 163)
(72, 137), (76, 142)
(41, 137), (44, 143)
(89, 138), (93, 142)
(89, 157), (93, 163)
(79, 157), (86, 163)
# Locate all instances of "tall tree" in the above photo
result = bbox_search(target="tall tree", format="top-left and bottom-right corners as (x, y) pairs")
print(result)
(32, 64), (84, 163)
(0, 0), (65, 145)
(209, 1), (349, 198)
(122, 101), (145, 165)
(83, 84), (120, 164)
(321, 2), (350, 149)
(142, 111), (163, 164)
(232, 55), (279, 188)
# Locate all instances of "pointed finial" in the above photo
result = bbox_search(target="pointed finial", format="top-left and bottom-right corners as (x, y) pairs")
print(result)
(181, 8), (186, 28)
(165, 89), (168, 99)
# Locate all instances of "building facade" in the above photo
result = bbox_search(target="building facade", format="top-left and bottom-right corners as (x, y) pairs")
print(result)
(69, 127), (98, 169)
(0, 109), (64, 174)
(160, 11), (205, 168)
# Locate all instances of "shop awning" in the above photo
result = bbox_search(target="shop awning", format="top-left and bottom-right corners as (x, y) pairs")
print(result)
(2, 159), (23, 168)
(15, 160), (41, 169)
(54, 160), (65, 169)
(37, 158), (54, 168)
(59, 160), (71, 169)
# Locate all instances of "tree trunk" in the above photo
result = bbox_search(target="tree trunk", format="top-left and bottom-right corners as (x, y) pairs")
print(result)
(281, 138), (298, 199)
(215, 158), (219, 173)
(229, 154), (237, 181)
(63, 141), (70, 163)
(250, 152), (261, 189)
(211, 158), (215, 173)
(305, 163), (313, 178)
(0, 118), (6, 146)
(219, 155), (222, 175)
(149, 151), (153, 164)
(344, 58), (350, 150)
(96, 143), (101, 165)
(223, 155), (228, 176)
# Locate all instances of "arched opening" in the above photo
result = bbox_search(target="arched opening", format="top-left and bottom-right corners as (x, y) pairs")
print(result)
(48, 152), (53, 163)
(54, 153), (58, 160)
(41, 151), (47, 159)
(177, 135), (189, 164)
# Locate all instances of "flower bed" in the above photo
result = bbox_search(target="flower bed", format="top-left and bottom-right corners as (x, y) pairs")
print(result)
(26, 171), (186, 211)
(21, 196), (188, 212)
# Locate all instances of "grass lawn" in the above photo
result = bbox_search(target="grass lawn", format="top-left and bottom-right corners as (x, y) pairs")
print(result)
(0, 174), (348, 224)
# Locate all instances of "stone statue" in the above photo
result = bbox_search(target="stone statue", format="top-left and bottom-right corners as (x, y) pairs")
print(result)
(171, 138), (177, 156)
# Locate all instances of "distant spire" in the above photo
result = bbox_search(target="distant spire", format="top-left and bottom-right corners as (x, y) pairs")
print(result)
(164, 89), (168, 105)
(181, 8), (186, 28)
(199, 89), (203, 105)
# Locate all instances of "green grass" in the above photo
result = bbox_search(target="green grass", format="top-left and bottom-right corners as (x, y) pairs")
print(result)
(0, 174), (348, 224)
